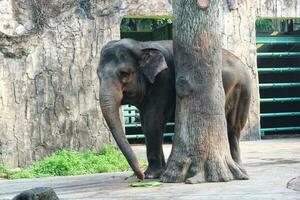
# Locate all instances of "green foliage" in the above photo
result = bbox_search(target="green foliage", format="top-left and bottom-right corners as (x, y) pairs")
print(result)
(8, 169), (37, 179)
(5, 145), (137, 179)
(157, 18), (172, 25)
(256, 19), (274, 33)
(121, 18), (173, 32)
(0, 164), (7, 177)
(0, 164), (6, 173)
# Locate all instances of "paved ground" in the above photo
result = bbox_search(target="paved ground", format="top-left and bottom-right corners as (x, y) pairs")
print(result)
(0, 138), (299, 200)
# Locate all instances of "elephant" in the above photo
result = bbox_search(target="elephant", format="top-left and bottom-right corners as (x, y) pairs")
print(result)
(97, 38), (251, 180)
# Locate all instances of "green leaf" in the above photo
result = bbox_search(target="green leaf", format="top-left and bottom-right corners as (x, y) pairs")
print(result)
(129, 181), (163, 187)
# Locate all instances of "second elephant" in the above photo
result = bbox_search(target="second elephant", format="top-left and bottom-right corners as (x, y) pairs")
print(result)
(97, 38), (251, 180)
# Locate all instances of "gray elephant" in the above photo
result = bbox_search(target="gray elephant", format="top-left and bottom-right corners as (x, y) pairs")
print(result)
(97, 38), (251, 180)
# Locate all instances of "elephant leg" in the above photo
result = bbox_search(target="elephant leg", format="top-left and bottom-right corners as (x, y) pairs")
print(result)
(226, 84), (250, 165)
(227, 105), (242, 164)
(228, 127), (241, 164)
(141, 112), (166, 179)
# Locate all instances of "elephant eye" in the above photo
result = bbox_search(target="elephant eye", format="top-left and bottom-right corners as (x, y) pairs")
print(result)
(119, 69), (130, 77)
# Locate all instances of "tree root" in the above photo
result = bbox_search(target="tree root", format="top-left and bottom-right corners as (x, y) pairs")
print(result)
(160, 157), (191, 183)
(161, 154), (249, 184)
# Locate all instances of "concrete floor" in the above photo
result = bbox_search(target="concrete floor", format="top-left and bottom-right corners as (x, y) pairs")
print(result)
(0, 138), (299, 200)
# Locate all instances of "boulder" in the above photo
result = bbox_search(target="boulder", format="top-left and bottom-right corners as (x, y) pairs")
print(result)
(13, 187), (59, 200)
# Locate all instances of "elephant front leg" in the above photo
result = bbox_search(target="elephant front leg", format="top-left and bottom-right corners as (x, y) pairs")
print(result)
(141, 115), (166, 179)
(144, 141), (165, 179)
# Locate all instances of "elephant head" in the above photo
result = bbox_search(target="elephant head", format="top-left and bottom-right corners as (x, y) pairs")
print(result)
(97, 39), (169, 179)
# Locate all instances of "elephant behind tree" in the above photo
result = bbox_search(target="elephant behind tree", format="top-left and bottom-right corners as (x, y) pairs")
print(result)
(97, 38), (251, 180)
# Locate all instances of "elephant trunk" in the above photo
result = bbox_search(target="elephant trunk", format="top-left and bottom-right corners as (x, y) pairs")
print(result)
(99, 89), (144, 180)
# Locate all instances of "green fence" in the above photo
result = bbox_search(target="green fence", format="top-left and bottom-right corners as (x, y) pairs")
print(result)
(257, 35), (300, 137)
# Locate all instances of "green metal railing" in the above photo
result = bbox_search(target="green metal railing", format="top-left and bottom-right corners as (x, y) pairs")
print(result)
(257, 35), (300, 137)
(256, 36), (300, 58)
(123, 105), (300, 139)
(126, 133), (174, 139)
(258, 67), (300, 73)
(256, 36), (300, 44)
(259, 83), (300, 89)
(261, 127), (300, 132)
(260, 112), (300, 117)
(124, 121), (174, 128)
(260, 127), (300, 137)
(123, 104), (174, 139)
(258, 67), (300, 74)
(257, 52), (300, 57)
(260, 97), (300, 103)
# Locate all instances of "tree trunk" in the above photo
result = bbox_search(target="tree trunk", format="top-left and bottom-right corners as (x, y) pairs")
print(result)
(161, 0), (248, 183)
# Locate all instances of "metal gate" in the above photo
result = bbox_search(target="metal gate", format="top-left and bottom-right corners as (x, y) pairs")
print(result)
(123, 105), (174, 140)
(257, 35), (300, 137)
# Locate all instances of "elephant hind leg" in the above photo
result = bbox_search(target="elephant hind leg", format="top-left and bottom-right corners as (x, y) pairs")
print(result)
(226, 83), (251, 164)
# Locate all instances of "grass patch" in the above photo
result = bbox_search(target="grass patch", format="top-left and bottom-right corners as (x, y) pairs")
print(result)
(2, 145), (146, 179)
(0, 164), (8, 178)
(0, 164), (6, 173)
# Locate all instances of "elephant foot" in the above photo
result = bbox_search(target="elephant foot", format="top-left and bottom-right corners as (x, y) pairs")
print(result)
(144, 166), (163, 179)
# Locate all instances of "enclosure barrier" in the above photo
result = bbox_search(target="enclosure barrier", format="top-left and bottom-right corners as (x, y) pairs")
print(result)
(256, 36), (300, 44)
(260, 112), (300, 117)
(257, 35), (300, 137)
(257, 52), (300, 57)
(259, 82), (300, 88)
(260, 97), (300, 103)
(258, 67), (300, 73)
(260, 127), (300, 137)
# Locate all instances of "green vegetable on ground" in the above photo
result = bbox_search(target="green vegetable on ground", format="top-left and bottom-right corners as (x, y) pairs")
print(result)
(129, 181), (163, 187)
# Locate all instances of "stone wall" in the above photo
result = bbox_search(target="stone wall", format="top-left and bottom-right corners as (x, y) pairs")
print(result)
(0, 0), (172, 168)
(257, 0), (300, 18)
(1, 0), (110, 167)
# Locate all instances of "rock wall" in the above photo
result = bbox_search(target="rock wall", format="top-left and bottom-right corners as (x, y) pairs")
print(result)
(0, 0), (109, 167)
(0, 0), (172, 168)
(257, 0), (300, 18)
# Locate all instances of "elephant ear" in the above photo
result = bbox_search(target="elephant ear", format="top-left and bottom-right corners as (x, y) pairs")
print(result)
(139, 49), (168, 84)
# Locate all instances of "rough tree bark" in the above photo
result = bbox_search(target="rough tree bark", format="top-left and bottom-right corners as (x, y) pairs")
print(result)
(160, 0), (248, 183)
